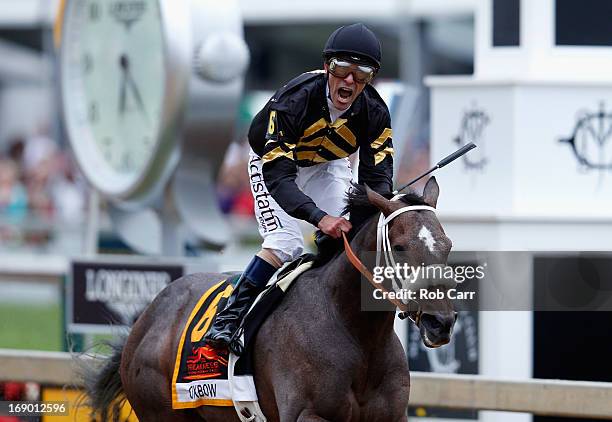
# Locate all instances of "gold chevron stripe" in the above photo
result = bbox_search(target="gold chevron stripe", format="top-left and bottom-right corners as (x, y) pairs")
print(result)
(312, 153), (328, 163)
(331, 118), (348, 128)
(295, 150), (318, 161)
(263, 147), (294, 163)
(374, 146), (394, 165)
(302, 118), (327, 138)
(320, 137), (351, 158)
(335, 125), (356, 147)
(298, 136), (326, 147)
(371, 128), (392, 149)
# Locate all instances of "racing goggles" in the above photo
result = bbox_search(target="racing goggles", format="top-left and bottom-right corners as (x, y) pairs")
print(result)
(328, 58), (376, 84)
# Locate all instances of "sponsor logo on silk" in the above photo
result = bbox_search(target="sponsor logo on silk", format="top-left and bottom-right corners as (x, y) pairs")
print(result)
(249, 155), (283, 233)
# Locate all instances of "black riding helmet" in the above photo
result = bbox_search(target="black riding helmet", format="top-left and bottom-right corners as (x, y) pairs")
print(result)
(323, 23), (382, 69)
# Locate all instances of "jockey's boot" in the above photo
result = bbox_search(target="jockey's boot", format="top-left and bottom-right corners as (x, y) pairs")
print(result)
(204, 255), (277, 350)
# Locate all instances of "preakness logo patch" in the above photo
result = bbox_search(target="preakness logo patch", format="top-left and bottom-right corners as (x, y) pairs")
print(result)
(249, 155), (283, 233)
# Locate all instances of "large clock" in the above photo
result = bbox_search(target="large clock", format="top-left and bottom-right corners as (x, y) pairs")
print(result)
(59, 0), (248, 251)
(60, 0), (190, 202)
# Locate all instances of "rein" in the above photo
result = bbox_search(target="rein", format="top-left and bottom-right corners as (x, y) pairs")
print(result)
(342, 204), (437, 326)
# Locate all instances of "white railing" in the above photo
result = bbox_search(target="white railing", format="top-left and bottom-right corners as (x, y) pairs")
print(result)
(1, 349), (612, 419)
(410, 372), (612, 419)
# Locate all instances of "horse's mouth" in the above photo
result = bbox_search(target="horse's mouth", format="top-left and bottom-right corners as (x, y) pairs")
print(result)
(421, 328), (451, 348)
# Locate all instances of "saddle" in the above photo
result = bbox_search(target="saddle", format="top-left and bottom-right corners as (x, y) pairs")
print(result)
(230, 254), (316, 354)
(172, 254), (315, 419)
(270, 253), (315, 287)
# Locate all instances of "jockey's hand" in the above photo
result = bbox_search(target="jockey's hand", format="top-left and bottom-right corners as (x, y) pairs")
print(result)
(318, 215), (352, 239)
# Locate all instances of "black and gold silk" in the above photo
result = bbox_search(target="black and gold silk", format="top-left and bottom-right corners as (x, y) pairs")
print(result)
(248, 71), (393, 226)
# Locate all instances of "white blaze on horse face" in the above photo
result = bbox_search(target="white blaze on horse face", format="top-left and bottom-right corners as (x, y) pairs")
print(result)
(418, 226), (436, 253)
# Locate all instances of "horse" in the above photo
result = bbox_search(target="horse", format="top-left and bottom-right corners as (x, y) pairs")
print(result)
(84, 177), (456, 421)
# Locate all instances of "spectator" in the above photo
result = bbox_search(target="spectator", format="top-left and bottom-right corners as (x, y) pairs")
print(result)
(0, 157), (27, 245)
(217, 140), (254, 216)
(50, 151), (86, 223)
(0, 158), (28, 222)
(22, 136), (57, 220)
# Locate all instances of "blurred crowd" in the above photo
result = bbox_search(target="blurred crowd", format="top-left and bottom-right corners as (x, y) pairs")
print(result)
(0, 134), (86, 248)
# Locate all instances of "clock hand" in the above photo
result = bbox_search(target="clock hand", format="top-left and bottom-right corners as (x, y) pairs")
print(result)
(120, 53), (149, 122)
(126, 71), (148, 122)
(119, 55), (128, 115)
(119, 72), (128, 115)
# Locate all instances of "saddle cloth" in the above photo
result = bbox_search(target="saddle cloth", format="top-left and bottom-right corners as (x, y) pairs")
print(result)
(171, 256), (314, 416)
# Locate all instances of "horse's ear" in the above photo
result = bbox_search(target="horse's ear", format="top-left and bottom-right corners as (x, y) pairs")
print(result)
(365, 185), (394, 216)
(423, 177), (439, 208)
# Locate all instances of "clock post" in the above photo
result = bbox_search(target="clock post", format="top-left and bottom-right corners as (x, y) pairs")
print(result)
(59, 0), (249, 352)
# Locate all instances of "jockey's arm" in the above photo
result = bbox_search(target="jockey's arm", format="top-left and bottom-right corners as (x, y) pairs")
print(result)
(261, 110), (328, 227)
(352, 111), (394, 229)
(358, 111), (394, 195)
(262, 155), (327, 226)
(263, 155), (350, 238)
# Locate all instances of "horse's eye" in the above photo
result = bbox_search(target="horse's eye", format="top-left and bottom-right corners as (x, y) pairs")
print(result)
(393, 245), (406, 252)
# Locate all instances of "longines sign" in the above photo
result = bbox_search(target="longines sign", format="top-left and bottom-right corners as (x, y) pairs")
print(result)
(67, 259), (184, 333)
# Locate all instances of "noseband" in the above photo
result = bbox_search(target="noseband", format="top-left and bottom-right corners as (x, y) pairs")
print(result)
(342, 203), (437, 326)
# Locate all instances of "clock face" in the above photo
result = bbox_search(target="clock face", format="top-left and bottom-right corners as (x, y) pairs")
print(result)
(61, 0), (166, 197)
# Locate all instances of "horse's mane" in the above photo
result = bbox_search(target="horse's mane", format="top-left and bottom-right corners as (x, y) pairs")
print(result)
(312, 183), (429, 267)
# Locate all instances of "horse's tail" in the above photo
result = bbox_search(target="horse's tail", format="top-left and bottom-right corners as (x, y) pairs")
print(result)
(79, 336), (128, 421)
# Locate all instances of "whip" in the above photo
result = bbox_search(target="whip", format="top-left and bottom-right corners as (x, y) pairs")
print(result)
(393, 142), (477, 194)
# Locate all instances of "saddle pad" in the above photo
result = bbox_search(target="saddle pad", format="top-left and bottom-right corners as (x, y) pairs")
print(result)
(172, 260), (313, 410)
(172, 279), (237, 408)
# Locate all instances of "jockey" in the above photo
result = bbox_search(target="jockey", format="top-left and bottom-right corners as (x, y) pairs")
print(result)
(205, 23), (394, 350)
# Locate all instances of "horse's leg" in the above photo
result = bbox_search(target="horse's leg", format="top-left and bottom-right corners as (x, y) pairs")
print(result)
(124, 365), (200, 421)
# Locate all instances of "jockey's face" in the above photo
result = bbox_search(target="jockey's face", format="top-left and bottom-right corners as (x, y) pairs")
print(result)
(325, 60), (368, 111)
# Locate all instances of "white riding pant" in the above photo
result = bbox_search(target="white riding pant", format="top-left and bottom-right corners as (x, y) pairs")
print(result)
(248, 148), (352, 264)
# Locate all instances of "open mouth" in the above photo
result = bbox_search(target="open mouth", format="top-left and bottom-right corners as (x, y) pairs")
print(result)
(422, 331), (436, 348)
(338, 87), (353, 100)
(421, 330), (451, 348)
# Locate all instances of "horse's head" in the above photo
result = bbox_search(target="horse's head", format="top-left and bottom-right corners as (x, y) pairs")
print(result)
(366, 177), (456, 348)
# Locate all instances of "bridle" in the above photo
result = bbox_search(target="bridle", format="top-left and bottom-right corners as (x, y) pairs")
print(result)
(342, 203), (437, 327)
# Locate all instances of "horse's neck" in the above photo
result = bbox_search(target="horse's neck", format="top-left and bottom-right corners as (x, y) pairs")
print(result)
(323, 214), (396, 348)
